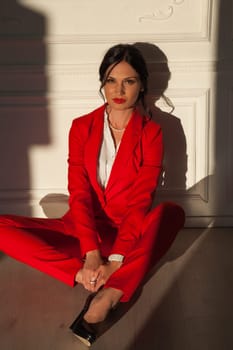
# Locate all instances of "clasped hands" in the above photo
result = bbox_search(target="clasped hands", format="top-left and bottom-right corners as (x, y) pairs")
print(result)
(76, 249), (122, 292)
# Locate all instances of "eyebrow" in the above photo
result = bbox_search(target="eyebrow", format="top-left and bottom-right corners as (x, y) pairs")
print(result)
(107, 75), (139, 79)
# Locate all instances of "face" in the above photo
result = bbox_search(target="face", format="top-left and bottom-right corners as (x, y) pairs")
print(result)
(103, 61), (142, 111)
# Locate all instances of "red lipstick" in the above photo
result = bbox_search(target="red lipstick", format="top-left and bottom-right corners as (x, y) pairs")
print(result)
(113, 98), (126, 104)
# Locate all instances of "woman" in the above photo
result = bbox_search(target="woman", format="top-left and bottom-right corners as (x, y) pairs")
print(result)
(0, 44), (185, 346)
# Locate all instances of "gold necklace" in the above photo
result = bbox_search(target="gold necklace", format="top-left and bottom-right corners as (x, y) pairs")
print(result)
(108, 122), (125, 132)
(106, 106), (127, 132)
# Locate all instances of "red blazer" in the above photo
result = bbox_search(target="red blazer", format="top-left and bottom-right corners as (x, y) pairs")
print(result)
(63, 104), (163, 257)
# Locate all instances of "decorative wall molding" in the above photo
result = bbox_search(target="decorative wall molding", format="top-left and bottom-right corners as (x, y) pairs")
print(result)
(0, 88), (211, 109)
(48, 0), (211, 43)
(0, 92), (100, 107)
(2, 189), (233, 226)
(139, 0), (185, 22)
(0, 0), (212, 43)
(0, 59), (220, 109)
(0, 189), (68, 217)
(0, 189), (68, 201)
(44, 0), (211, 43)
(159, 88), (211, 202)
(0, 60), (220, 76)
(44, 32), (209, 44)
(185, 215), (233, 227)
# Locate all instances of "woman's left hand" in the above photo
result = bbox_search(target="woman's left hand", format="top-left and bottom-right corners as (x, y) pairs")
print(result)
(94, 261), (122, 291)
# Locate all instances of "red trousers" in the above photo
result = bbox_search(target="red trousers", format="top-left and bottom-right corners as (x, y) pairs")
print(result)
(0, 202), (185, 302)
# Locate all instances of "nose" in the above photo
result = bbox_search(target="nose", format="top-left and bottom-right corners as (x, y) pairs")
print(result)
(115, 82), (125, 95)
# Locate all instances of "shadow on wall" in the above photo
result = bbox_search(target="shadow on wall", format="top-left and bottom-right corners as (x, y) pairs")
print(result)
(134, 42), (187, 193)
(134, 43), (212, 225)
(0, 0), (50, 216)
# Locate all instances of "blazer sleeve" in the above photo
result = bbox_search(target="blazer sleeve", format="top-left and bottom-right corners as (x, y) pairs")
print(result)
(111, 122), (163, 257)
(67, 118), (100, 257)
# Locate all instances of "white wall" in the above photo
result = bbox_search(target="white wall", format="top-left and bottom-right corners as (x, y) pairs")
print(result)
(0, 0), (233, 226)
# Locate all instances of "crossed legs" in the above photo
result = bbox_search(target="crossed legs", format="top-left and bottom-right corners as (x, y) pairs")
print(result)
(0, 201), (185, 324)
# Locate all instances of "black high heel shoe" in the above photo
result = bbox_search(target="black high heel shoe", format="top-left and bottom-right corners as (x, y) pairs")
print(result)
(70, 293), (97, 347)
(70, 288), (142, 346)
(70, 292), (120, 346)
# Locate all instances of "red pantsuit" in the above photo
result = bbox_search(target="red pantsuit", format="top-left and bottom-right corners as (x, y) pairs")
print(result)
(0, 105), (185, 302)
(0, 202), (184, 302)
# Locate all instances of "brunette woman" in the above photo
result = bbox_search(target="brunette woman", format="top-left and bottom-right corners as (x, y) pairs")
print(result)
(0, 44), (185, 346)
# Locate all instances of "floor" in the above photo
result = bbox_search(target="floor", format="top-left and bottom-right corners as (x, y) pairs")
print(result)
(0, 228), (233, 350)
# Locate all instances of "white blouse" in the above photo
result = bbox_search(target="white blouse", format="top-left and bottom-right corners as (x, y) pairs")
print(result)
(97, 111), (125, 262)
(98, 111), (121, 188)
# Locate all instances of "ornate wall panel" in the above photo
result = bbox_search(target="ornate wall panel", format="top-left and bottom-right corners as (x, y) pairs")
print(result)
(18, 0), (212, 43)
(156, 89), (210, 199)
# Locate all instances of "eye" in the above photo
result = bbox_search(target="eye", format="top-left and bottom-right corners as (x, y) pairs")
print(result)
(124, 78), (137, 85)
(105, 77), (115, 84)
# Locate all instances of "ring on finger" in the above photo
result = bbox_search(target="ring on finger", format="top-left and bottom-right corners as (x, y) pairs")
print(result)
(89, 280), (96, 284)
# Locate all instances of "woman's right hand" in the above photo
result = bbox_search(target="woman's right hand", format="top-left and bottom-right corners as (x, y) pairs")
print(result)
(76, 249), (103, 292)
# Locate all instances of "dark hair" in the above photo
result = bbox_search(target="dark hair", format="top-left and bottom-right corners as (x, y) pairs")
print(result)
(99, 44), (148, 110)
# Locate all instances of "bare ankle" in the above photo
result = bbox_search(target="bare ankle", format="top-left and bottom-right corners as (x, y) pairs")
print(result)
(83, 288), (123, 324)
(107, 288), (123, 307)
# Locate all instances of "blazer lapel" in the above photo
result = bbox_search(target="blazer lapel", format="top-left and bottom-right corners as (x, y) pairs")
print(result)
(105, 109), (144, 196)
(84, 105), (105, 195)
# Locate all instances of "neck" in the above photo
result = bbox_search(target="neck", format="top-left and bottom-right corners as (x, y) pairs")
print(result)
(106, 106), (134, 129)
